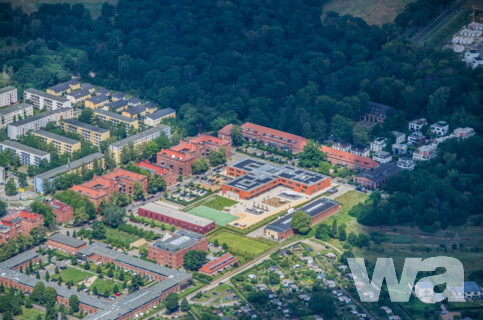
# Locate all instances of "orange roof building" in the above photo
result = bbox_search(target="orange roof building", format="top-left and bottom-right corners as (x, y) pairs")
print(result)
(135, 160), (177, 187)
(199, 253), (237, 276)
(0, 211), (44, 243)
(320, 145), (378, 171)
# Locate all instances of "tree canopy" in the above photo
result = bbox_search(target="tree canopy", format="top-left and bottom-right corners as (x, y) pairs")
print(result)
(183, 250), (207, 271)
(291, 210), (312, 235)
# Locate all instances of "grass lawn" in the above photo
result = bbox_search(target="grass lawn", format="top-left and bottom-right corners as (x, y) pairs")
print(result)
(188, 206), (238, 226)
(420, 9), (472, 49)
(90, 277), (118, 295)
(202, 195), (237, 210)
(210, 230), (275, 258)
(322, 0), (415, 25)
(59, 267), (95, 284)
(16, 307), (44, 320)
(106, 228), (140, 245)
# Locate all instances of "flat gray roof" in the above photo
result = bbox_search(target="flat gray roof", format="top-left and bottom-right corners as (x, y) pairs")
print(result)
(140, 202), (214, 227)
(8, 108), (69, 127)
(146, 108), (176, 120)
(151, 234), (198, 253)
(0, 140), (50, 157)
(48, 233), (87, 248)
(62, 119), (109, 134)
(24, 88), (69, 103)
(34, 152), (104, 180)
(110, 126), (168, 148)
(34, 129), (80, 145)
(0, 86), (16, 95)
(93, 109), (137, 123)
(0, 102), (32, 117)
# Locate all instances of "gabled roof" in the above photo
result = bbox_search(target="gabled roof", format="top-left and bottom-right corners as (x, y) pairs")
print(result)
(48, 233), (86, 248)
(241, 122), (307, 144)
(146, 108), (176, 120)
(355, 163), (401, 184)
(321, 145), (378, 169)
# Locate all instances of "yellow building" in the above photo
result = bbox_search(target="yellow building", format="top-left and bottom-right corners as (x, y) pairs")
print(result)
(93, 109), (139, 132)
(46, 80), (80, 96)
(32, 129), (81, 155)
(61, 119), (110, 147)
(84, 95), (109, 109)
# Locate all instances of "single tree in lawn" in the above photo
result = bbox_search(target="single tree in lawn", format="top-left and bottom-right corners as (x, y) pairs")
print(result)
(180, 298), (190, 311)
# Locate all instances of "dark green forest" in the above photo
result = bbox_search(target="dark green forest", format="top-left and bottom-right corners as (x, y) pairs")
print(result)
(0, 0), (481, 141)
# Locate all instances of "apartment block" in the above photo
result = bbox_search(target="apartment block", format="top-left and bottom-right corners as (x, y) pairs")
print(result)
(0, 86), (18, 107)
(46, 79), (80, 96)
(148, 229), (208, 269)
(144, 108), (176, 126)
(320, 145), (378, 171)
(24, 88), (72, 110)
(84, 95), (109, 109)
(32, 129), (81, 155)
(135, 160), (177, 187)
(0, 102), (33, 129)
(110, 125), (170, 164)
(409, 118), (427, 132)
(61, 119), (110, 147)
(93, 109), (139, 132)
(0, 140), (50, 167)
(47, 234), (86, 254)
(413, 145), (437, 161)
(66, 88), (92, 104)
(0, 211), (44, 243)
(430, 121), (449, 136)
(105, 99), (128, 112)
(48, 199), (74, 224)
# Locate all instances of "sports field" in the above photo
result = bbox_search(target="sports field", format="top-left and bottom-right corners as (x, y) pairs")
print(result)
(188, 206), (238, 226)
(209, 230), (274, 257)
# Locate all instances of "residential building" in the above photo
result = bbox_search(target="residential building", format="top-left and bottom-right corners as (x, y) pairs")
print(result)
(409, 118), (427, 132)
(96, 88), (109, 96)
(430, 121), (449, 136)
(353, 163), (401, 190)
(148, 229), (208, 269)
(236, 122), (307, 154)
(111, 92), (125, 101)
(0, 211), (44, 243)
(217, 123), (233, 141)
(121, 104), (149, 119)
(81, 83), (95, 93)
(413, 145), (437, 161)
(350, 145), (370, 157)
(138, 202), (215, 234)
(373, 151), (392, 163)
(370, 137), (386, 152)
(61, 119), (110, 147)
(462, 281), (482, 300)
(397, 157), (416, 170)
(0, 140), (50, 167)
(46, 79), (80, 96)
(264, 198), (340, 241)
(49, 199), (73, 224)
(71, 168), (148, 206)
(110, 125), (171, 164)
(392, 143), (408, 156)
(453, 127), (475, 139)
(105, 99), (128, 112)
(84, 95), (109, 109)
(144, 108), (176, 126)
(0, 102), (34, 129)
(8, 108), (74, 139)
(332, 141), (351, 152)
(320, 145), (378, 171)
(47, 234), (87, 254)
(199, 253), (237, 276)
(33, 153), (104, 193)
(361, 101), (391, 123)
(93, 109), (139, 132)
(392, 131), (406, 144)
(135, 160), (177, 187)
(66, 88), (91, 104)
(157, 134), (231, 176)
(128, 97), (142, 106)
(24, 88), (72, 110)
(32, 129), (81, 155)
(0, 167), (5, 184)
(223, 158), (331, 200)
(0, 86), (17, 107)
(408, 132), (426, 146)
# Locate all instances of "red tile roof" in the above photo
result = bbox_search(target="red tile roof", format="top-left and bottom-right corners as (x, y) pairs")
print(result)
(103, 168), (147, 182)
(71, 185), (108, 199)
(218, 124), (233, 137)
(199, 253), (236, 274)
(321, 146), (378, 169)
(241, 122), (307, 144)
(135, 160), (174, 177)
(49, 199), (72, 213)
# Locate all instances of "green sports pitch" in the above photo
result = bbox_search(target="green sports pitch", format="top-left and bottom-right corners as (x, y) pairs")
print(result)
(187, 206), (238, 226)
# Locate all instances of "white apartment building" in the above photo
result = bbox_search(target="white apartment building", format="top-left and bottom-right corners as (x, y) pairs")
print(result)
(409, 118), (427, 132)
(397, 157), (416, 170)
(0, 103), (34, 129)
(372, 151), (392, 164)
(370, 137), (386, 152)
(0, 86), (17, 107)
(413, 144), (437, 161)
(7, 108), (73, 140)
(453, 127), (475, 139)
(392, 143), (408, 155)
(391, 131), (406, 144)
(0, 140), (50, 167)
(24, 88), (72, 110)
(430, 121), (449, 136)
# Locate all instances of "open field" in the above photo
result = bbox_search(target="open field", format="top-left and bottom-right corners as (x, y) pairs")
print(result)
(420, 9), (472, 49)
(16, 307), (45, 320)
(59, 267), (94, 283)
(188, 206), (238, 226)
(210, 230), (275, 258)
(90, 277), (118, 294)
(0, 0), (117, 18)
(106, 228), (140, 246)
(202, 195), (238, 211)
(322, 0), (415, 25)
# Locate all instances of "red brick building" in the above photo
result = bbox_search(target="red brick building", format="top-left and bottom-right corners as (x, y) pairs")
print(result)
(361, 102), (391, 124)
(71, 168), (148, 206)
(0, 211), (44, 243)
(47, 233), (87, 254)
(148, 229), (209, 269)
(222, 159), (331, 200)
(199, 253), (237, 276)
(49, 199), (73, 224)
(135, 160), (177, 187)
(320, 145), (378, 172)
(220, 122), (307, 154)
(139, 202), (215, 234)
(157, 134), (231, 176)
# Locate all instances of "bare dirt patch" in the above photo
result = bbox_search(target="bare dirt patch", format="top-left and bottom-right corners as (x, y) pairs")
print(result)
(262, 197), (287, 208)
